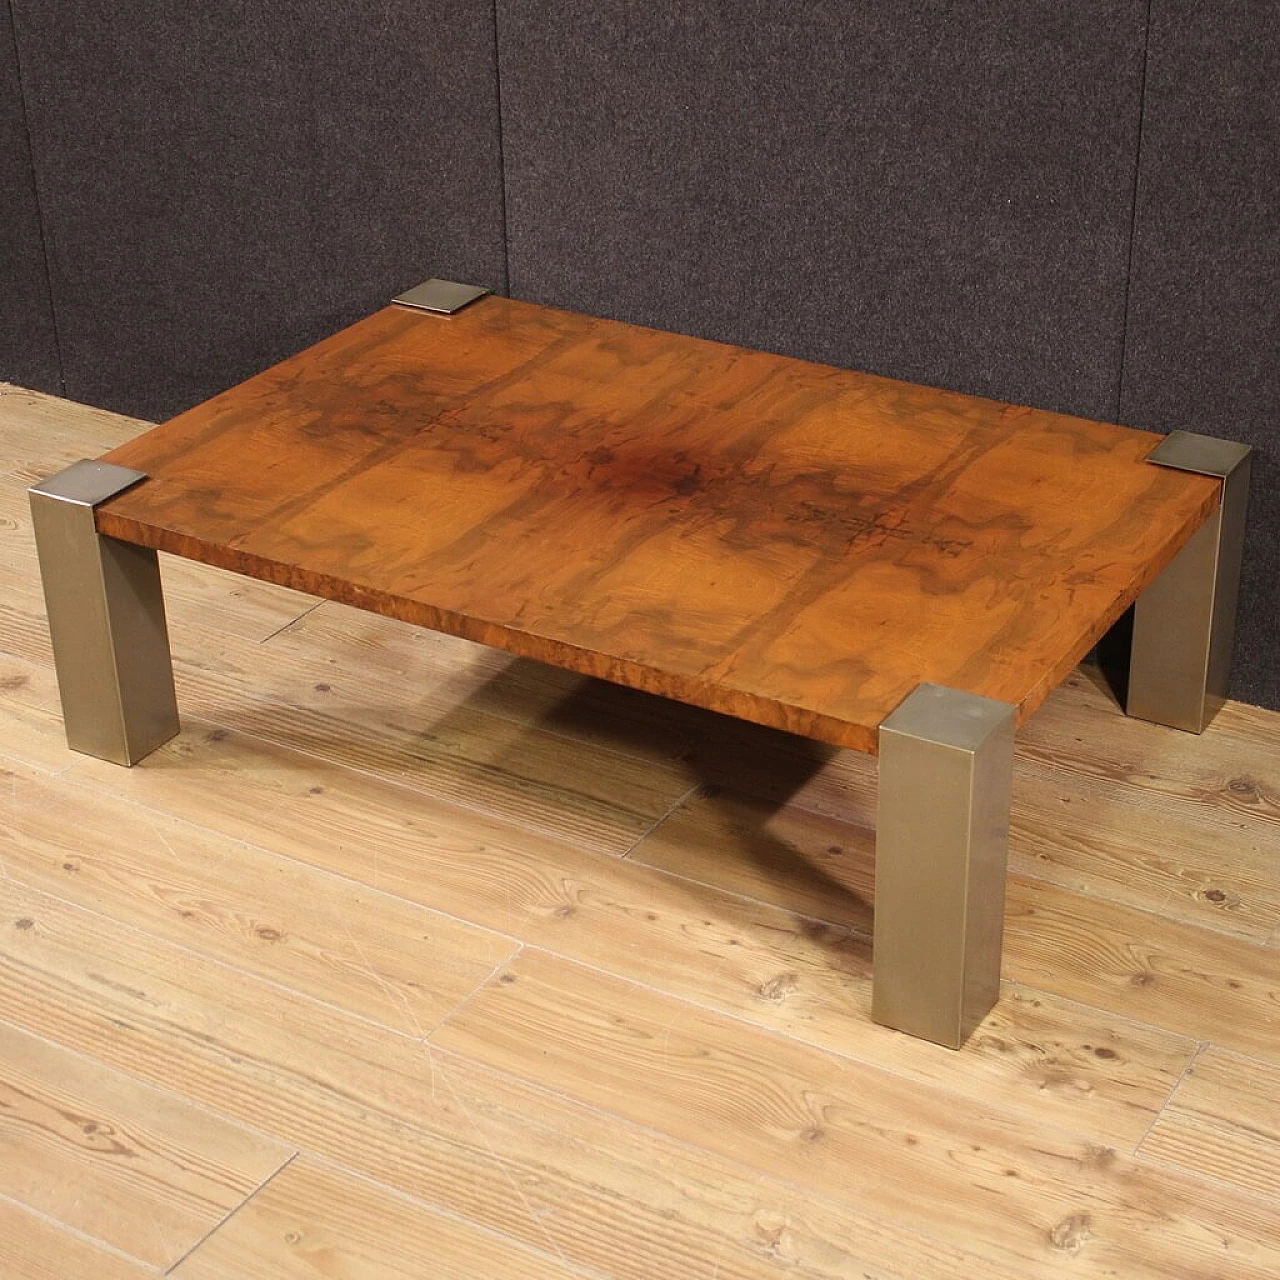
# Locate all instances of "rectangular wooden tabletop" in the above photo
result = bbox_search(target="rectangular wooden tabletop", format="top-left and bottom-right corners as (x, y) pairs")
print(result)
(95, 295), (1219, 754)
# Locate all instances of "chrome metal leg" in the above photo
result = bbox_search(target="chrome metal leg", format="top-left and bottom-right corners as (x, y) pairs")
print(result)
(872, 683), (1015, 1049)
(28, 460), (180, 765)
(1128, 431), (1252, 734)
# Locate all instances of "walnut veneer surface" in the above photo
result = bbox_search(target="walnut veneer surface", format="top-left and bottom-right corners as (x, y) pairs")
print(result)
(96, 296), (1219, 754)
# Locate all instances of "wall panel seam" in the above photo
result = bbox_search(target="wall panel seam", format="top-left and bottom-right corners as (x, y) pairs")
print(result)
(6, 0), (65, 395)
(492, 0), (510, 296)
(1116, 0), (1156, 424)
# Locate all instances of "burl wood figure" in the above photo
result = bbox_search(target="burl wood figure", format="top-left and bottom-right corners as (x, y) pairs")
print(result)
(30, 285), (1250, 1049)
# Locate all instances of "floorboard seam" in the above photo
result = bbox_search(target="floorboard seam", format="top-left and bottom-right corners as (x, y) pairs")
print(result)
(421, 1041), (1050, 1280)
(162, 1150), (298, 1276)
(1127, 1137), (1280, 1211)
(618, 780), (702, 860)
(439, 943), (1169, 1156)
(1132, 1040), (1204, 1157)
(54, 746), (532, 944)
(42, 735), (1233, 1075)
(16, 704), (1276, 1079)
(439, 942), (527, 1032)
(205, 602), (708, 773)
(254, 598), (325, 647)
(0, 875), (499, 1051)
(0, 1185), (164, 1275)
(302, 1149), (612, 1280)
(162, 685), (667, 858)
(0, 1013), (298, 1165)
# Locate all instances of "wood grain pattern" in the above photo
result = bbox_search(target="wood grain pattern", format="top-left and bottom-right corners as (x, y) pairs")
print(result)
(7, 388), (1280, 1280)
(1010, 756), (1280, 944)
(1018, 672), (1280, 835)
(172, 1158), (585, 1280)
(0, 650), (83, 773)
(0, 582), (693, 858)
(0, 1022), (289, 1268)
(156, 623), (695, 857)
(1005, 878), (1280, 1065)
(4, 409), (314, 651)
(93, 297), (1219, 752)
(662, 665), (1280, 942)
(60, 719), (1195, 1151)
(0, 383), (143, 458)
(1139, 1048), (1280, 1202)
(2, 536), (315, 650)
(0, 1195), (157, 1280)
(0, 885), (1017, 1280)
(634, 776), (1280, 1065)
(435, 949), (1280, 1280)
(270, 598), (699, 767)
(0, 760), (516, 1035)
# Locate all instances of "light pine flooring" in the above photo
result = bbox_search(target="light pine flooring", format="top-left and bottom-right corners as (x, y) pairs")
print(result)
(1, 382), (1278, 1279)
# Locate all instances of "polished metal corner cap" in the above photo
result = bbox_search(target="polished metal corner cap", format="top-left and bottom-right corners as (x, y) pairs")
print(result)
(393, 278), (491, 315)
(29, 458), (148, 507)
(1146, 430), (1252, 479)
(880, 682), (1015, 752)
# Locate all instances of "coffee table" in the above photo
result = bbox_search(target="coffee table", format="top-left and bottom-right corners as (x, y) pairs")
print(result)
(29, 280), (1252, 1048)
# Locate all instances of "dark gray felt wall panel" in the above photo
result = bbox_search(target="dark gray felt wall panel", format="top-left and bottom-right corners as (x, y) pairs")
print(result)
(0, 0), (59, 391)
(9, 1), (505, 420)
(496, 0), (1147, 421)
(1120, 1), (1279, 709)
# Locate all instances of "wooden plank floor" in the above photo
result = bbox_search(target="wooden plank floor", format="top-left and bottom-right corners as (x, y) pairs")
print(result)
(1, 380), (1277, 1279)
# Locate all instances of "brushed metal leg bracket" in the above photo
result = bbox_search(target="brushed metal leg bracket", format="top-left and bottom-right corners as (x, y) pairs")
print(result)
(29, 460), (180, 765)
(873, 683), (1015, 1049)
(1128, 430), (1253, 733)
(392, 278), (491, 315)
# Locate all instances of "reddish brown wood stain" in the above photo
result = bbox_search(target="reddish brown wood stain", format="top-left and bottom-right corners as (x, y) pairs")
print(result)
(96, 296), (1219, 754)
